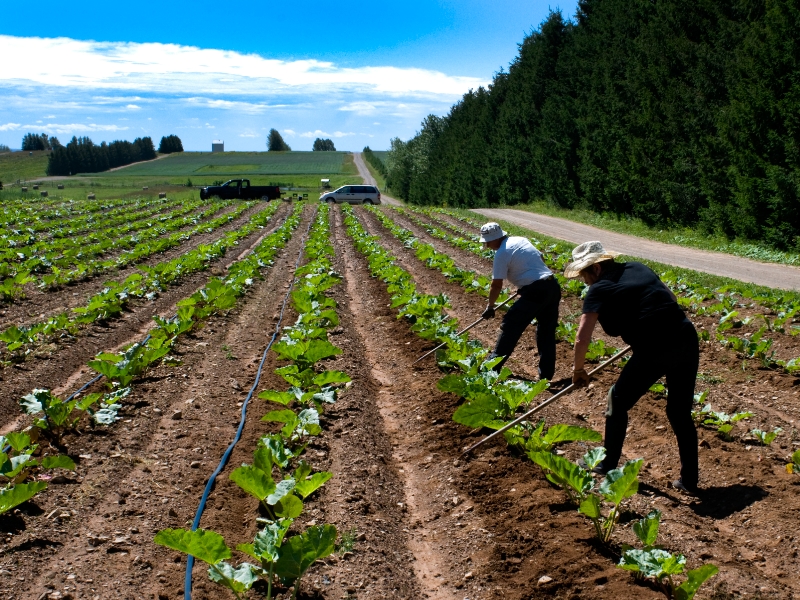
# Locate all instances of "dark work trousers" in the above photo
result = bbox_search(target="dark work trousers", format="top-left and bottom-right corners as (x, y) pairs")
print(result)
(602, 318), (700, 487)
(488, 276), (561, 379)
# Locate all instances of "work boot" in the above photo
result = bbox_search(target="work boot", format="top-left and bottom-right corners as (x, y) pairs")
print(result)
(671, 479), (700, 496)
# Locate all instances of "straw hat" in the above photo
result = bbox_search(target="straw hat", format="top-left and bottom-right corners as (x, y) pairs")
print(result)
(564, 241), (620, 279)
(479, 222), (507, 243)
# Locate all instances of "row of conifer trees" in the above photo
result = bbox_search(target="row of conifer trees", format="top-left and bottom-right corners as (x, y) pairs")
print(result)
(386, 0), (800, 250)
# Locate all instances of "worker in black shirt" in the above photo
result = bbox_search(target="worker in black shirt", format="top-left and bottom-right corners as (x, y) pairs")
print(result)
(565, 241), (700, 494)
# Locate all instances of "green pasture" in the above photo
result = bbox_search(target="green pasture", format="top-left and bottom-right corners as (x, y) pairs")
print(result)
(0, 151), (50, 183)
(93, 151), (354, 177)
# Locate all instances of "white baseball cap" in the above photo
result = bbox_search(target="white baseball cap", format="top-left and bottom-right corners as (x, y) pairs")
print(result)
(479, 222), (507, 243)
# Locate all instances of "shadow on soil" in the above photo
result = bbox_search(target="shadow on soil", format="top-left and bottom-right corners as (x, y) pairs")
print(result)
(691, 484), (767, 518)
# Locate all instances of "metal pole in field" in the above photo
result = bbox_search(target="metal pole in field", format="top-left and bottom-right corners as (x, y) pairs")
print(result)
(462, 345), (632, 456)
(412, 292), (519, 365)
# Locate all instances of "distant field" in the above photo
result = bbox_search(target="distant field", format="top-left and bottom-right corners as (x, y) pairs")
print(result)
(94, 151), (349, 177)
(0, 151), (49, 183)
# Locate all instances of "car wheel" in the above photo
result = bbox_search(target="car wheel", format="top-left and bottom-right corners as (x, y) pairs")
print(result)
(261, 195), (270, 202)
(326, 198), (335, 204)
(363, 199), (373, 205)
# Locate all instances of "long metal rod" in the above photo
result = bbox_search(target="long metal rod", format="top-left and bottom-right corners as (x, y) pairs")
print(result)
(462, 345), (632, 455)
(412, 292), (520, 365)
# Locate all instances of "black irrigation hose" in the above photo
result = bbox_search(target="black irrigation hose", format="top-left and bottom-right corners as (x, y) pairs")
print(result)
(184, 206), (318, 600)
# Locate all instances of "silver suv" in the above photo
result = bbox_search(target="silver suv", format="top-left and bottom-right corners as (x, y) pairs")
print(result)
(320, 185), (381, 205)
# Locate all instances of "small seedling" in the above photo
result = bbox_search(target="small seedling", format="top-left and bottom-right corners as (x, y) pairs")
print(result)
(751, 427), (782, 446)
(336, 527), (358, 554)
(222, 344), (238, 360)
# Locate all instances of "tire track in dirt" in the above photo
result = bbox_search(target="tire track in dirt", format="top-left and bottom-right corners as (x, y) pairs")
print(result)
(0, 201), (269, 331)
(0, 203), (291, 428)
(9, 205), (313, 600)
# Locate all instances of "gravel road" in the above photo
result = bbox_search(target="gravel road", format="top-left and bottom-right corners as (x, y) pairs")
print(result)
(353, 151), (403, 206)
(473, 208), (800, 291)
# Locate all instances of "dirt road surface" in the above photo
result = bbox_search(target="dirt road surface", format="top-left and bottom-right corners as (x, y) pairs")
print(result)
(353, 151), (403, 206)
(474, 208), (800, 290)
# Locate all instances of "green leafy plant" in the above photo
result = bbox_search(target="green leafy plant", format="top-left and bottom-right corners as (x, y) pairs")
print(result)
(619, 510), (719, 599)
(750, 427), (781, 446)
(693, 404), (753, 440)
(579, 458), (644, 543)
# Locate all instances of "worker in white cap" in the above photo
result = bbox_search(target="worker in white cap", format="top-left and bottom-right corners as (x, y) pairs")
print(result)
(479, 222), (561, 380)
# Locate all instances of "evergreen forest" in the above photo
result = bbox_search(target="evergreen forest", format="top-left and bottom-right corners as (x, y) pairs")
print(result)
(46, 136), (157, 176)
(385, 0), (800, 250)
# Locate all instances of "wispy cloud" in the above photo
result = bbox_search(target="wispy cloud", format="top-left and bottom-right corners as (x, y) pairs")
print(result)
(283, 129), (296, 136)
(0, 123), (21, 131)
(299, 129), (356, 139)
(0, 35), (486, 99)
(0, 121), (127, 134)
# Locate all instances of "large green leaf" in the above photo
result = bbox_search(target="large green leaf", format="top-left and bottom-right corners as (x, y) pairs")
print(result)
(543, 424), (602, 446)
(274, 494), (304, 518)
(528, 451), (594, 499)
(437, 374), (467, 397)
(618, 548), (685, 579)
(5, 432), (31, 453)
(258, 390), (295, 406)
(578, 494), (601, 519)
(294, 471), (333, 499)
(274, 524), (337, 581)
(452, 392), (505, 429)
(267, 479), (296, 505)
(599, 459), (643, 505)
(230, 465), (275, 501)
(208, 562), (258, 593)
(312, 371), (351, 386)
(42, 455), (76, 471)
(249, 518), (293, 563)
(633, 510), (661, 547)
(675, 564), (719, 600)
(262, 410), (298, 425)
(154, 528), (231, 565)
(581, 447), (606, 471)
(302, 340), (342, 365)
(0, 481), (47, 514)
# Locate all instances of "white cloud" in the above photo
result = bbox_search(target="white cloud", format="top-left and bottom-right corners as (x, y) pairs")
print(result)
(0, 123), (21, 131)
(238, 131), (259, 138)
(283, 129), (296, 136)
(0, 35), (486, 99)
(126, 104), (141, 109)
(339, 101), (377, 114)
(43, 115), (55, 119)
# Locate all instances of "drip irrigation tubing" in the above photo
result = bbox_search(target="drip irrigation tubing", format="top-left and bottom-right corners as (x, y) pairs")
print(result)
(60, 208), (293, 402)
(184, 205), (318, 600)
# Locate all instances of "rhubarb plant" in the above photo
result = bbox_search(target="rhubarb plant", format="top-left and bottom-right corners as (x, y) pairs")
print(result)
(579, 458), (644, 543)
(618, 510), (719, 599)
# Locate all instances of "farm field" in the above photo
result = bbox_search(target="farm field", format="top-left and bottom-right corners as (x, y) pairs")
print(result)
(1, 196), (799, 600)
(91, 151), (354, 178)
(0, 151), (49, 184)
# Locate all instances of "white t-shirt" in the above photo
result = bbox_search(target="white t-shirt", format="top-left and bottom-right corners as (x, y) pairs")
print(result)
(492, 236), (552, 288)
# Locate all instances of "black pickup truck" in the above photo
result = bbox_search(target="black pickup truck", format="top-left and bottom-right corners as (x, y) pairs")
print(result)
(199, 179), (281, 201)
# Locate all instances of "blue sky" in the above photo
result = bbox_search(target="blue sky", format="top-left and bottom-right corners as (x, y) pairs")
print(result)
(0, 1), (577, 151)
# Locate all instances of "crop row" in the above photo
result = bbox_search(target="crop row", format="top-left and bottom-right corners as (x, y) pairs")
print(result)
(0, 197), (231, 287)
(342, 205), (720, 598)
(0, 194), (180, 252)
(3, 204), (305, 521)
(391, 207), (794, 445)
(0, 194), (166, 233)
(156, 204), (343, 600)
(0, 201), (275, 365)
(430, 208), (800, 379)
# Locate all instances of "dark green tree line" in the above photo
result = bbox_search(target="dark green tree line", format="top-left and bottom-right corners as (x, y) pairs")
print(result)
(158, 135), (184, 154)
(388, 0), (800, 250)
(313, 138), (336, 151)
(46, 136), (156, 176)
(267, 129), (291, 151)
(21, 133), (61, 151)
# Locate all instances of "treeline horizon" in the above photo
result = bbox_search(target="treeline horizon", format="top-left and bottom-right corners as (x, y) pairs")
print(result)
(386, 0), (800, 250)
(47, 136), (157, 176)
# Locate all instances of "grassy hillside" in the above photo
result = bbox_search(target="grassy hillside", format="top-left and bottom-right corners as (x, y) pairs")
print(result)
(0, 151), (50, 183)
(97, 151), (352, 177)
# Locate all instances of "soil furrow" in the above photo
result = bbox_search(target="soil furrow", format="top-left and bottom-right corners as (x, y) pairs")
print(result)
(0, 203), (291, 428)
(4, 205), (313, 600)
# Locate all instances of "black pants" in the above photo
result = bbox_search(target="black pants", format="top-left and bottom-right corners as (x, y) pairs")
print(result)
(602, 318), (699, 487)
(488, 276), (561, 379)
